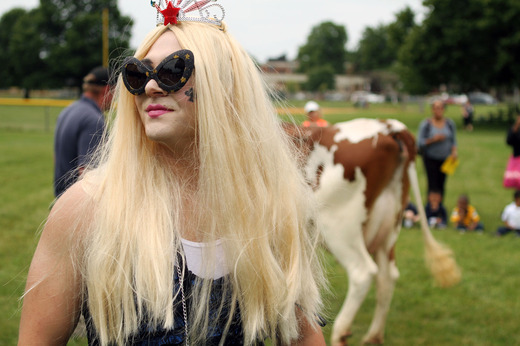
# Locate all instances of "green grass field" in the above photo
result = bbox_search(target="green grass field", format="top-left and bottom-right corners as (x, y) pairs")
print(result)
(1, 102), (519, 345)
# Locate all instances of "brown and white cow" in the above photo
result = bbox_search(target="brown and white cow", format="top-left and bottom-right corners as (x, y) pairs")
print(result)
(291, 118), (461, 345)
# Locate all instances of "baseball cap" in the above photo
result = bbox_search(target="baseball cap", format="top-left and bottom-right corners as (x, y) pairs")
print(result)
(84, 66), (111, 86)
(304, 101), (320, 113)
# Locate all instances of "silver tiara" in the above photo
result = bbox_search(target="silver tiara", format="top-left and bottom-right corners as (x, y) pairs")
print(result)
(151, 0), (225, 27)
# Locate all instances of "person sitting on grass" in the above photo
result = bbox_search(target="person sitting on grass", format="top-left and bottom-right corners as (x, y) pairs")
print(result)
(425, 190), (447, 229)
(403, 198), (420, 229)
(496, 190), (520, 237)
(450, 194), (484, 233)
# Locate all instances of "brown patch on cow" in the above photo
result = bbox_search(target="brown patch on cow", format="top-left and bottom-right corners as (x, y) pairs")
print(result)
(284, 121), (417, 239)
(309, 126), (339, 150)
(366, 225), (388, 255)
(388, 245), (396, 261)
(282, 122), (316, 171)
(315, 123), (416, 253)
(364, 335), (384, 344)
(311, 126), (404, 253)
(391, 130), (416, 212)
(339, 331), (353, 345)
(315, 164), (325, 189)
(332, 134), (401, 210)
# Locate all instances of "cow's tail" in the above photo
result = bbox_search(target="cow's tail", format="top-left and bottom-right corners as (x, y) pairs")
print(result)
(408, 162), (461, 287)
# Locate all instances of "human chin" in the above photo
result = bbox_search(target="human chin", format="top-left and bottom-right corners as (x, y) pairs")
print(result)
(142, 116), (195, 150)
(141, 115), (174, 142)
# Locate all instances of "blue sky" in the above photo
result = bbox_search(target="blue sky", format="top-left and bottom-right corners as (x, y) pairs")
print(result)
(0, 0), (426, 62)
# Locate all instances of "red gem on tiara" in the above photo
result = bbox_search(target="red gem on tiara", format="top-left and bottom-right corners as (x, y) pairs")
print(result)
(158, 1), (181, 25)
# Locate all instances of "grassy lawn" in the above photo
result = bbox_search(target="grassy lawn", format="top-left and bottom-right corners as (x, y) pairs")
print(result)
(1, 101), (518, 345)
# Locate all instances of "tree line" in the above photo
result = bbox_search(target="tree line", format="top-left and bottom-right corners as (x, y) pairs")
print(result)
(0, 0), (133, 97)
(296, 0), (520, 95)
(1, 0), (519, 96)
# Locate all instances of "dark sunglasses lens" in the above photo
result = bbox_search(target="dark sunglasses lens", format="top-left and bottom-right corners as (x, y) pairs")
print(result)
(125, 63), (148, 90)
(158, 59), (185, 87)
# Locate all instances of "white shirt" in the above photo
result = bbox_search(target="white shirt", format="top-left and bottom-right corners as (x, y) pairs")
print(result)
(181, 238), (228, 280)
(501, 202), (520, 229)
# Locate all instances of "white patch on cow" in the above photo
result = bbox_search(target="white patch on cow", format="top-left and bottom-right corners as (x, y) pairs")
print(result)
(315, 164), (367, 230)
(333, 118), (407, 144)
(314, 163), (376, 277)
(304, 143), (336, 187)
(305, 143), (370, 260)
(385, 119), (407, 133)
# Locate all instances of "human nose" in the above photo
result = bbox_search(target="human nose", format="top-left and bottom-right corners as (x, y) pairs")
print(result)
(145, 77), (168, 97)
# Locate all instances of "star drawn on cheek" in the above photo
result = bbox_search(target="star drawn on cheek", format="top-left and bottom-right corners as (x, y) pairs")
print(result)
(185, 88), (195, 103)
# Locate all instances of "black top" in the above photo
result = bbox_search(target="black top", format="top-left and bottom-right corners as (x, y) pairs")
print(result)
(507, 127), (520, 157)
(82, 262), (256, 345)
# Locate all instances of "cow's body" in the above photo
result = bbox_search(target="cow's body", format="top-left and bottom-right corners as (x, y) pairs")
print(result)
(296, 119), (460, 345)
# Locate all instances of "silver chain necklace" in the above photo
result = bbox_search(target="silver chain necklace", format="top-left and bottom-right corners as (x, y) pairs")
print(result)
(176, 258), (189, 346)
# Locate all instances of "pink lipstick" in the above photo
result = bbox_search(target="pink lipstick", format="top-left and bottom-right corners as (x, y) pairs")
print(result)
(146, 104), (172, 118)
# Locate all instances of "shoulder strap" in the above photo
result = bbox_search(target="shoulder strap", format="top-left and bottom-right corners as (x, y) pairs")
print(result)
(423, 119), (431, 137)
(446, 118), (455, 134)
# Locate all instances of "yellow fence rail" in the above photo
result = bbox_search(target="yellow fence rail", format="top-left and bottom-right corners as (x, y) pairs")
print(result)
(0, 98), (74, 107)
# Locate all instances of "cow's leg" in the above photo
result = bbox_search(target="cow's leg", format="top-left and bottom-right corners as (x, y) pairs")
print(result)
(361, 181), (403, 344)
(362, 248), (399, 344)
(324, 231), (378, 346)
(314, 167), (375, 345)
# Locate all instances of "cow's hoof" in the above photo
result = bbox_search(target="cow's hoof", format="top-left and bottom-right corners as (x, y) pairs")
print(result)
(333, 331), (353, 346)
(362, 335), (384, 344)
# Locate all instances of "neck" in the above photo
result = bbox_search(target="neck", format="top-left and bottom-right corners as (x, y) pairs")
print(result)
(163, 148), (199, 185)
(83, 91), (103, 110)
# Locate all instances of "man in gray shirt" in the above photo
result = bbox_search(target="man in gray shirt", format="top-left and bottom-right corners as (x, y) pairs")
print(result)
(53, 66), (113, 197)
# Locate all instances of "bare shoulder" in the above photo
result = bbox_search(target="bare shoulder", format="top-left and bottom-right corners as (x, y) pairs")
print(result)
(46, 181), (95, 240)
(18, 181), (95, 344)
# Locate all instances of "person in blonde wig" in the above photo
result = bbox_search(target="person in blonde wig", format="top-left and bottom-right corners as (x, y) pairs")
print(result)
(18, 17), (326, 346)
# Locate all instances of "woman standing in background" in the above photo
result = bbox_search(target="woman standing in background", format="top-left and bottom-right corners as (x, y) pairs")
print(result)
(417, 100), (458, 200)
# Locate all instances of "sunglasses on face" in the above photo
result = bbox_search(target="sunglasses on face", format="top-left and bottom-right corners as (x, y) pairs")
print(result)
(121, 49), (195, 95)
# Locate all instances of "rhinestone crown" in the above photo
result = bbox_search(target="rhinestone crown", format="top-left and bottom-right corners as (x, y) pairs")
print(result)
(151, 0), (225, 27)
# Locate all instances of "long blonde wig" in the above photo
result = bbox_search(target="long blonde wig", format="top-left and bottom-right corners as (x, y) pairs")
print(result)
(80, 22), (324, 345)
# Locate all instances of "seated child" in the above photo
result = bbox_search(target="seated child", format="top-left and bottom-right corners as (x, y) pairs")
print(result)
(496, 190), (520, 237)
(450, 194), (484, 232)
(425, 190), (447, 229)
(403, 200), (420, 228)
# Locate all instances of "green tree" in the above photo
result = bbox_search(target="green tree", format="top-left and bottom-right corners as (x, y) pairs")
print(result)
(297, 21), (347, 91)
(396, 25), (431, 94)
(297, 21), (347, 74)
(482, 0), (520, 88)
(1, 1), (133, 92)
(397, 0), (520, 93)
(353, 7), (416, 72)
(8, 9), (48, 97)
(386, 7), (416, 59)
(0, 8), (27, 88)
(354, 25), (392, 71)
(305, 65), (336, 92)
(39, 0), (133, 88)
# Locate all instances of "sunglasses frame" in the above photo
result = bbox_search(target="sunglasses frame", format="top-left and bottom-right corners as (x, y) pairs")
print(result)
(121, 49), (195, 95)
